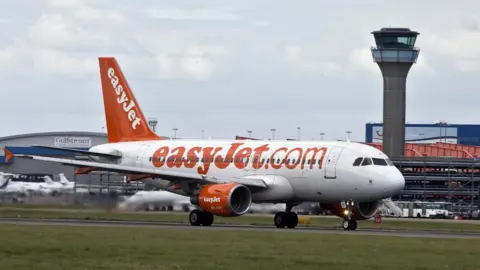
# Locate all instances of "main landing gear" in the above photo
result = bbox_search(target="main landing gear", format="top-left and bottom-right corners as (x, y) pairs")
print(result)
(189, 209), (214, 226)
(274, 204), (299, 229)
(342, 200), (357, 231)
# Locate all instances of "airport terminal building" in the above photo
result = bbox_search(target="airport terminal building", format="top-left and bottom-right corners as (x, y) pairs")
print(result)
(0, 131), (107, 177)
(0, 131), (138, 194)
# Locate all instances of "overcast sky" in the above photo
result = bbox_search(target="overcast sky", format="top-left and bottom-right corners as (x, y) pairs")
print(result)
(0, 0), (479, 141)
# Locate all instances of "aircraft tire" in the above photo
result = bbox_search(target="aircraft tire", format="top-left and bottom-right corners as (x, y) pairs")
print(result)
(201, 212), (214, 226)
(274, 212), (287, 228)
(286, 212), (298, 228)
(342, 219), (358, 230)
(189, 209), (203, 226)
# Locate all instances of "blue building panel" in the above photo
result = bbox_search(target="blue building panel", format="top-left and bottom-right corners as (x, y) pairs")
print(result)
(365, 123), (480, 146)
(0, 146), (90, 164)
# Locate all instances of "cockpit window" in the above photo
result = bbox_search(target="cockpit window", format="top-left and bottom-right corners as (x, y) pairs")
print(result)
(352, 158), (363, 166)
(385, 159), (394, 166)
(372, 158), (388, 166)
(361, 157), (372, 166)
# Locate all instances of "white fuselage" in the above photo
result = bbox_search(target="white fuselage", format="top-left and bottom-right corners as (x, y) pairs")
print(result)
(90, 140), (405, 203)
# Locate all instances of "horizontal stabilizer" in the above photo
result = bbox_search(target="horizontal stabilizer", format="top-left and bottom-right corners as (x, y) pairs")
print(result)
(32, 145), (121, 159)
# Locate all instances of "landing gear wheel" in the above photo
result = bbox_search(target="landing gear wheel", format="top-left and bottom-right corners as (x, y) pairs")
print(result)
(201, 212), (214, 226)
(342, 220), (349, 230)
(189, 210), (214, 226)
(351, 220), (357, 230)
(189, 209), (203, 226)
(342, 219), (358, 230)
(274, 212), (298, 228)
(274, 212), (286, 228)
(286, 212), (298, 228)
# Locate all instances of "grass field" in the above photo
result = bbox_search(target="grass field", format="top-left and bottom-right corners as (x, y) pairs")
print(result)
(1, 207), (480, 232)
(0, 224), (478, 270)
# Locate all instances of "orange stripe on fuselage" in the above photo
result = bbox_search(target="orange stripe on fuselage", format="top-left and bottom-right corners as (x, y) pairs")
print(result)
(150, 142), (327, 175)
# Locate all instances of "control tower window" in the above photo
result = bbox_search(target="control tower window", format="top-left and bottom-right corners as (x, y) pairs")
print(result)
(375, 36), (416, 49)
(352, 157), (363, 166)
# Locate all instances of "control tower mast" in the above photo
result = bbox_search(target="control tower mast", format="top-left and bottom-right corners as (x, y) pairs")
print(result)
(371, 27), (420, 158)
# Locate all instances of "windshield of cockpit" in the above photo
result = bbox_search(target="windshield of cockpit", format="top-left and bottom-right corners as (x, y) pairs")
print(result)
(352, 157), (394, 166)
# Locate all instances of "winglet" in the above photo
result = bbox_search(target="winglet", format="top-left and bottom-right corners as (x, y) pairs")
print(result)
(3, 147), (13, 163)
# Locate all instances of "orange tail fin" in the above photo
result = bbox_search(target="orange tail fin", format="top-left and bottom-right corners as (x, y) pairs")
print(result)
(98, 57), (162, 143)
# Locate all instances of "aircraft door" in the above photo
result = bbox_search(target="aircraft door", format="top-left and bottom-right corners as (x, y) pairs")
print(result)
(324, 147), (344, 179)
(135, 145), (150, 167)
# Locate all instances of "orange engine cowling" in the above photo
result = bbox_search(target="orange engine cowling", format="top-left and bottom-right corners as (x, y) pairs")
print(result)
(322, 200), (381, 220)
(190, 183), (252, 217)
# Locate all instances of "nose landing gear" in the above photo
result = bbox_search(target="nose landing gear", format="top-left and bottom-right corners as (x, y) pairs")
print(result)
(342, 200), (358, 231)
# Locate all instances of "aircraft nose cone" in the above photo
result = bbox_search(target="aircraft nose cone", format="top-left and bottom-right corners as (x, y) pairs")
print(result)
(390, 169), (405, 193)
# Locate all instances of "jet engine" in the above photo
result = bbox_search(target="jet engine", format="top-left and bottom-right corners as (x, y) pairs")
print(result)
(321, 200), (380, 220)
(190, 183), (252, 217)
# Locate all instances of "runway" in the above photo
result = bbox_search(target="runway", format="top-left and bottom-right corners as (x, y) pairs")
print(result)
(1, 218), (479, 239)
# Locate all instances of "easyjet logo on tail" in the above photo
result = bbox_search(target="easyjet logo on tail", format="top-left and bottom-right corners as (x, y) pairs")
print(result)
(107, 67), (141, 130)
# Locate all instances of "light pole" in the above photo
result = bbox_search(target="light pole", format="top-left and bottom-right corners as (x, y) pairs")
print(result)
(320, 132), (325, 140)
(247, 130), (252, 138)
(172, 128), (178, 139)
(201, 129), (205, 139)
(346, 130), (352, 141)
(270, 128), (276, 140)
(297, 126), (301, 140)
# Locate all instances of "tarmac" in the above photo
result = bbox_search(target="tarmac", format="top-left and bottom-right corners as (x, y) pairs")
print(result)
(1, 217), (479, 239)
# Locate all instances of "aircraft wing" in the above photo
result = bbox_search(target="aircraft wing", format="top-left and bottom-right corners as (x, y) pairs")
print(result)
(13, 154), (268, 189)
(31, 145), (121, 159)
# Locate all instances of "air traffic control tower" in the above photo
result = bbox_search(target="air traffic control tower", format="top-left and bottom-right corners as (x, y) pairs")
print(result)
(371, 27), (420, 158)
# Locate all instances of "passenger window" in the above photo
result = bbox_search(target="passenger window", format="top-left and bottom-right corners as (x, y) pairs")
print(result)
(361, 158), (372, 166)
(372, 158), (388, 166)
(352, 158), (363, 166)
(307, 159), (310, 165)
(149, 157), (152, 161)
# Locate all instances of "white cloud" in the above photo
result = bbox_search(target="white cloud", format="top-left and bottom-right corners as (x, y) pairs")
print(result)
(145, 8), (244, 21)
(47, 0), (83, 8)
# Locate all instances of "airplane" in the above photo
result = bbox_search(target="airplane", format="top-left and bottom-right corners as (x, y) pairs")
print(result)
(0, 173), (14, 189)
(117, 190), (194, 212)
(58, 173), (75, 188)
(118, 188), (288, 214)
(0, 173), (56, 196)
(6, 57), (406, 231)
